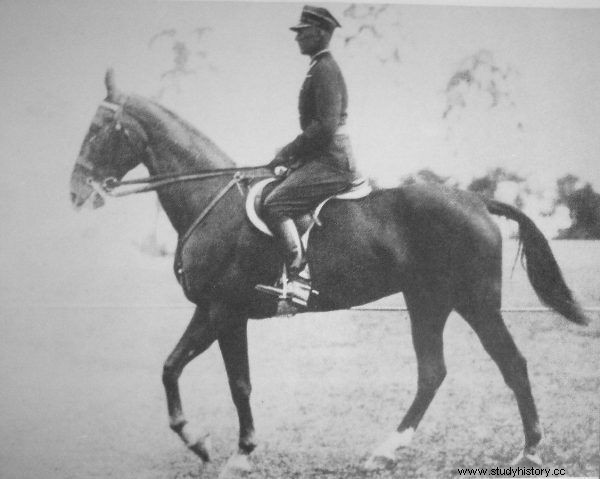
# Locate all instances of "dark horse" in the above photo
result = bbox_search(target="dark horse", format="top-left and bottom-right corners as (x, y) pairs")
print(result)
(70, 71), (588, 475)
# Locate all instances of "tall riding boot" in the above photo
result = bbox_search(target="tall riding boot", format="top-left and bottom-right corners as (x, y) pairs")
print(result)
(255, 217), (312, 308)
(273, 217), (306, 277)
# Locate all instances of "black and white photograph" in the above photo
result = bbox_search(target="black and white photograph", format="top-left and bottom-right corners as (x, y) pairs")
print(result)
(1, 0), (598, 478)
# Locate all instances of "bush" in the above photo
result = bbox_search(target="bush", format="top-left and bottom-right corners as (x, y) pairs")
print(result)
(556, 182), (600, 239)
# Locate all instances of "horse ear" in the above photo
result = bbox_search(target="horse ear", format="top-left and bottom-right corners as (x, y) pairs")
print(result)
(105, 68), (118, 100)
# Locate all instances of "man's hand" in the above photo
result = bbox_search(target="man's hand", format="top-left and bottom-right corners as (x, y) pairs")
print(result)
(270, 141), (297, 164)
(273, 165), (289, 177)
(268, 154), (287, 169)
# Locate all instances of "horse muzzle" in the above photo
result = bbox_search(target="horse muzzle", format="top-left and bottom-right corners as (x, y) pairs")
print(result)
(70, 167), (106, 210)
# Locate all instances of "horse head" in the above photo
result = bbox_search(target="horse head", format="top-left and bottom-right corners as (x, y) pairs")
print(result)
(70, 69), (148, 210)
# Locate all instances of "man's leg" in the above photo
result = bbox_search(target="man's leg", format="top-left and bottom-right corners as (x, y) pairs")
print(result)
(271, 216), (306, 277)
(256, 212), (312, 307)
(256, 161), (352, 306)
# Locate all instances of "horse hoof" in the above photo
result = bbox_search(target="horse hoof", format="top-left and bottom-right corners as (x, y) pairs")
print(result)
(275, 300), (300, 317)
(511, 450), (542, 468)
(363, 429), (413, 471)
(218, 453), (254, 478)
(187, 433), (212, 462)
(363, 454), (395, 471)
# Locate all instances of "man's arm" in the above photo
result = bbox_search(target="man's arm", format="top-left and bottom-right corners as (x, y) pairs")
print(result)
(270, 63), (343, 167)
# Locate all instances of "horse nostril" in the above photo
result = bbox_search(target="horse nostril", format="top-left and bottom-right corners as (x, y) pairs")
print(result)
(71, 192), (77, 204)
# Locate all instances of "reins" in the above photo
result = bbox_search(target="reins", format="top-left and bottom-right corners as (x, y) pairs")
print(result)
(100, 162), (272, 197)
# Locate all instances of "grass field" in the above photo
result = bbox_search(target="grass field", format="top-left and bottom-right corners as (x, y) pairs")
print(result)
(0, 240), (598, 478)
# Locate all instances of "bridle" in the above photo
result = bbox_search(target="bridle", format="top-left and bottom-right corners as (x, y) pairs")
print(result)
(79, 99), (273, 282)
(80, 101), (270, 196)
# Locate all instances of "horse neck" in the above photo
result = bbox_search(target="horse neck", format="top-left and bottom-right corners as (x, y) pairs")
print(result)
(125, 97), (237, 235)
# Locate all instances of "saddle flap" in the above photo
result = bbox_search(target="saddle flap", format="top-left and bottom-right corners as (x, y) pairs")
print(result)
(246, 178), (278, 236)
(245, 177), (372, 238)
(334, 178), (372, 200)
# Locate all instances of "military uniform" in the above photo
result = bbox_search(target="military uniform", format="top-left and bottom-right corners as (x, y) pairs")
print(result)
(264, 49), (357, 221)
(256, 5), (354, 308)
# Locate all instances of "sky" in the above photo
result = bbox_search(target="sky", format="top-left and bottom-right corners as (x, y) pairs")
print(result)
(2, 1), (599, 185)
(2, 1), (599, 187)
(0, 0), (599, 303)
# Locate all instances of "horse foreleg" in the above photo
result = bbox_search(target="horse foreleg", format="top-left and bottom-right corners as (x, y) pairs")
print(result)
(217, 318), (256, 475)
(365, 292), (450, 470)
(219, 320), (256, 452)
(162, 304), (217, 462)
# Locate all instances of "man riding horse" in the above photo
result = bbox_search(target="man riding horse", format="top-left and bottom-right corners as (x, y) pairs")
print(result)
(257, 5), (359, 307)
(71, 12), (589, 469)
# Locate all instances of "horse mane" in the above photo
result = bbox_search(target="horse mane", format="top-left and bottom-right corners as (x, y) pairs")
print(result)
(125, 94), (236, 170)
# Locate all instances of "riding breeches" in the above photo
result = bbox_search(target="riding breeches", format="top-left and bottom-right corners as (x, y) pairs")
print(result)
(263, 160), (355, 222)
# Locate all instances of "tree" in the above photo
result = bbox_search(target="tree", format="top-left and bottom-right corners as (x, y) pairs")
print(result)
(554, 175), (600, 239)
(341, 4), (403, 67)
(138, 26), (213, 256)
(467, 167), (526, 203)
(400, 168), (456, 187)
(555, 174), (580, 204)
(149, 27), (213, 100)
(442, 50), (518, 120)
(442, 50), (525, 169)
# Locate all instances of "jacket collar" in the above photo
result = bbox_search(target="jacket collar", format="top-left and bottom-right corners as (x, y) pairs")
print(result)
(309, 49), (330, 69)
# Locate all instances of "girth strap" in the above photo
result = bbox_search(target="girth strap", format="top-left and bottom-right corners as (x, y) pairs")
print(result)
(174, 174), (243, 281)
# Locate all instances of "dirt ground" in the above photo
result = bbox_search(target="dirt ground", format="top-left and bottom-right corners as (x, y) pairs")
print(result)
(1, 241), (598, 478)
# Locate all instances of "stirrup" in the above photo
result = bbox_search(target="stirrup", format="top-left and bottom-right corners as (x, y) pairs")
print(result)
(285, 276), (313, 307)
(255, 277), (312, 307)
(255, 266), (317, 308)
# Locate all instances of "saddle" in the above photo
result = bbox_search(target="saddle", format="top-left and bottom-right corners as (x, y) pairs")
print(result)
(246, 177), (372, 242)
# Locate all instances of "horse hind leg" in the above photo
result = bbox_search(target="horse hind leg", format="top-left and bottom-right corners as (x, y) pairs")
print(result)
(456, 299), (543, 467)
(365, 289), (451, 470)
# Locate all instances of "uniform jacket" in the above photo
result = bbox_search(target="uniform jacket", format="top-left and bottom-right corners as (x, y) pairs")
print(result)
(276, 50), (356, 174)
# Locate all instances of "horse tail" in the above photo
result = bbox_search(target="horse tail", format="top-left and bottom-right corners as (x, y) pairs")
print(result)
(483, 197), (589, 325)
